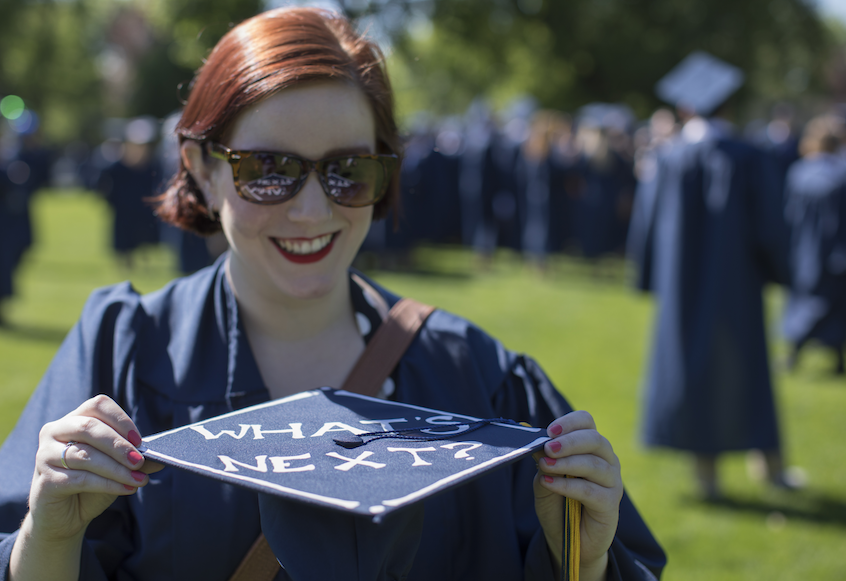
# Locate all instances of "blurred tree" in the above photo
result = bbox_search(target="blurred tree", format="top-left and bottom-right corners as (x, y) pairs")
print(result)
(377, 0), (833, 121)
(0, 0), (104, 143)
(0, 0), (261, 145)
(0, 0), (837, 144)
(131, 0), (263, 119)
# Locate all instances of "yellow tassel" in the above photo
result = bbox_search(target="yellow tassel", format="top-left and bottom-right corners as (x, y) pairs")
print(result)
(563, 476), (581, 581)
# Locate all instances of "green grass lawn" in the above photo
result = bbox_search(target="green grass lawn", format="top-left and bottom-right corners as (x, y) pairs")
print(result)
(2, 190), (845, 579)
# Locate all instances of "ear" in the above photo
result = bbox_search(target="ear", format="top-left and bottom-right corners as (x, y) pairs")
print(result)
(181, 140), (213, 195)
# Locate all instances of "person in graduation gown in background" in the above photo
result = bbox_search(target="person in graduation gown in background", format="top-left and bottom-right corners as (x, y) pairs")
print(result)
(96, 117), (162, 270)
(0, 164), (13, 325)
(571, 110), (636, 262)
(781, 114), (846, 374)
(627, 52), (792, 500)
(0, 123), (52, 325)
(0, 8), (665, 581)
(514, 110), (572, 268)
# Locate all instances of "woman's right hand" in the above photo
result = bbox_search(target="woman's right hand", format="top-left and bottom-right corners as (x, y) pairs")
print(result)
(24, 394), (163, 543)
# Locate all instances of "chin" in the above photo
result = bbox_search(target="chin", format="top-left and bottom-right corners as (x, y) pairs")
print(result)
(276, 273), (343, 301)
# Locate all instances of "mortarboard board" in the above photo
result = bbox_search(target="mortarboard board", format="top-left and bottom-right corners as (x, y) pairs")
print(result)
(140, 387), (549, 522)
(655, 51), (745, 117)
(577, 103), (635, 132)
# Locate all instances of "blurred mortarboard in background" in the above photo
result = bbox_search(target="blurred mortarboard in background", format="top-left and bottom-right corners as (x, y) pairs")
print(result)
(577, 102), (636, 132)
(655, 51), (745, 117)
(124, 116), (158, 145)
(140, 387), (548, 522)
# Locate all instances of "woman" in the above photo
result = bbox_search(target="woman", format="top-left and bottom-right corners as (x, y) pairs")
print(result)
(0, 8), (664, 580)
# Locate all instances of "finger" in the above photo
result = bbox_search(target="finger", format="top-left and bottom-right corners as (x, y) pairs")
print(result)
(538, 454), (620, 488)
(543, 429), (618, 466)
(538, 474), (622, 516)
(70, 394), (144, 449)
(139, 460), (166, 475)
(42, 457), (143, 497)
(547, 410), (597, 438)
(51, 441), (149, 490)
(47, 415), (146, 472)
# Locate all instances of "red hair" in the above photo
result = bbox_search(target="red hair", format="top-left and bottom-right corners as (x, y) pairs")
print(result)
(156, 7), (401, 234)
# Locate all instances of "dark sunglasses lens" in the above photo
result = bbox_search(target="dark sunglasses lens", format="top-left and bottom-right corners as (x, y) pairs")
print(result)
(238, 154), (303, 203)
(322, 157), (386, 206)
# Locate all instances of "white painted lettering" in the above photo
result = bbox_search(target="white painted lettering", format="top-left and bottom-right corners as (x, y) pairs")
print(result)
(218, 455), (268, 473)
(326, 451), (387, 471)
(269, 453), (315, 473)
(250, 423), (305, 440)
(441, 441), (483, 460)
(191, 424), (252, 440)
(421, 424), (471, 436)
(311, 422), (367, 438)
(359, 418), (408, 432)
(387, 447), (437, 466)
(425, 415), (462, 425)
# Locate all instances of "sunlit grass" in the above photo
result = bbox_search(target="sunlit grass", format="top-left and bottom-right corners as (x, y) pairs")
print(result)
(1, 189), (845, 580)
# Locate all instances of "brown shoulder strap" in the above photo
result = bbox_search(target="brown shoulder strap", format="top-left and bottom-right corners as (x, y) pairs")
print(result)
(228, 535), (281, 581)
(341, 297), (436, 397)
(229, 296), (436, 581)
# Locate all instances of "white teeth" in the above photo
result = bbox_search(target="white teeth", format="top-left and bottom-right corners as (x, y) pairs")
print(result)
(277, 233), (333, 255)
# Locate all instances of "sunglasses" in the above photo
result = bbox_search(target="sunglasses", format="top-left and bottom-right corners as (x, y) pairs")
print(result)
(207, 142), (399, 207)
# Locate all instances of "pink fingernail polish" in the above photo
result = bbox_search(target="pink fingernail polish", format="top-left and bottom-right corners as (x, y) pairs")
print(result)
(542, 457), (556, 466)
(549, 424), (563, 436)
(124, 485), (136, 492)
(127, 431), (142, 447)
(131, 470), (146, 482)
(544, 475), (554, 484)
(548, 441), (562, 453)
(128, 451), (143, 465)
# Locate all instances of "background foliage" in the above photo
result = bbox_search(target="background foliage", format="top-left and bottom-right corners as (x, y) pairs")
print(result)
(387, 0), (831, 119)
(0, 0), (841, 144)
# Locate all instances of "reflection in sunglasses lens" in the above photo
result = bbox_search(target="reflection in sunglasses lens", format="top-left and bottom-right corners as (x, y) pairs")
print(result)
(241, 174), (298, 201)
(240, 155), (301, 202)
(236, 154), (384, 205)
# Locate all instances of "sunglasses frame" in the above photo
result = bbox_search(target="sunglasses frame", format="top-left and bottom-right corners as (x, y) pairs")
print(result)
(206, 142), (399, 207)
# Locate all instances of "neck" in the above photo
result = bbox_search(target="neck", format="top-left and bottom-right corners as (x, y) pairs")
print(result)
(225, 256), (354, 343)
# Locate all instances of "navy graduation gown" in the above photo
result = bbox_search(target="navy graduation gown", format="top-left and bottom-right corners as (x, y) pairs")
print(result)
(781, 153), (846, 348)
(0, 257), (665, 580)
(97, 159), (161, 252)
(573, 151), (634, 259)
(628, 120), (790, 453)
(514, 153), (552, 261)
(0, 170), (13, 300)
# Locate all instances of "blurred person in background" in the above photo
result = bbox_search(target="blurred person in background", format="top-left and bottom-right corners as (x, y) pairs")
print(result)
(782, 114), (846, 375)
(471, 97), (536, 264)
(156, 111), (223, 274)
(96, 117), (162, 270)
(627, 108), (678, 291)
(546, 113), (580, 256)
(0, 7), (664, 581)
(628, 52), (793, 500)
(515, 109), (571, 269)
(0, 158), (12, 325)
(764, 102), (802, 181)
(0, 114), (52, 325)
(571, 106), (636, 264)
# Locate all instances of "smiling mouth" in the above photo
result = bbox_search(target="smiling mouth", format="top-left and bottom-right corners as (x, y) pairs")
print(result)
(271, 232), (338, 264)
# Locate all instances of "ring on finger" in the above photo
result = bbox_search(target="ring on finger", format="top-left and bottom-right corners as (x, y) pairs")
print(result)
(61, 441), (77, 470)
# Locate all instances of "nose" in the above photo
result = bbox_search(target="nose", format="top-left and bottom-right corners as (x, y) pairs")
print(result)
(286, 171), (333, 223)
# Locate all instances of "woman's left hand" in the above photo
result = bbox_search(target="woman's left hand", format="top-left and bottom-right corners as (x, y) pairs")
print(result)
(533, 410), (623, 581)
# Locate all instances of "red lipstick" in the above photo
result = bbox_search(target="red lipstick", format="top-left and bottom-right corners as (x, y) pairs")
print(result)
(272, 234), (336, 264)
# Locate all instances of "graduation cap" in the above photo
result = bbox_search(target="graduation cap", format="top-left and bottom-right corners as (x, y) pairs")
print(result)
(577, 103), (635, 132)
(655, 51), (745, 117)
(140, 387), (549, 522)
